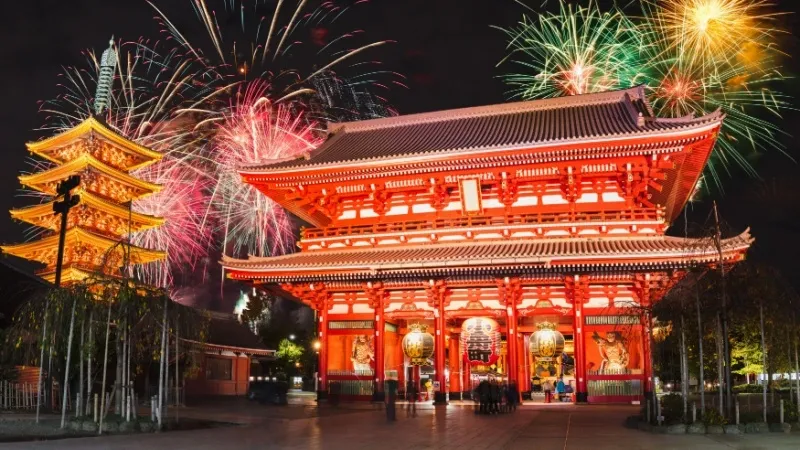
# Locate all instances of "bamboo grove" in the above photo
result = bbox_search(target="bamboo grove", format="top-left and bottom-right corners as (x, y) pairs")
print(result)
(0, 271), (209, 433)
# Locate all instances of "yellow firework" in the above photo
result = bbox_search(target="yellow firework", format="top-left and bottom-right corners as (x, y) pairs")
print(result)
(651, 0), (782, 70)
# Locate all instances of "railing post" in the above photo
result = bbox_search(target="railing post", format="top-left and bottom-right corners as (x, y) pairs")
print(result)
(692, 402), (697, 423)
(735, 398), (740, 425)
(780, 399), (784, 423)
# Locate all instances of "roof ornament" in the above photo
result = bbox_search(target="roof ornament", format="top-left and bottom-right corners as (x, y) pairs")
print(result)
(94, 38), (118, 116)
(637, 112), (645, 127)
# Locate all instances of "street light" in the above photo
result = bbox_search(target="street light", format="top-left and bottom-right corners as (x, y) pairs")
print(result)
(313, 340), (321, 352)
(289, 334), (296, 341)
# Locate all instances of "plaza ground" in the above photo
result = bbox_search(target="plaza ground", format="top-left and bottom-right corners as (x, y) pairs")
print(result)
(3, 395), (800, 450)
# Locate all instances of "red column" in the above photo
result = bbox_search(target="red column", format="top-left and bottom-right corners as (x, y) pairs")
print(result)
(374, 307), (385, 400)
(517, 332), (527, 397)
(573, 297), (588, 403)
(318, 307), (328, 399)
(448, 334), (461, 399)
(434, 307), (447, 404)
(643, 312), (654, 397)
(506, 305), (518, 386)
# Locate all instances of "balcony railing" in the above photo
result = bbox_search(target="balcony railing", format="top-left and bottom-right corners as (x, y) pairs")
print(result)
(302, 208), (663, 240)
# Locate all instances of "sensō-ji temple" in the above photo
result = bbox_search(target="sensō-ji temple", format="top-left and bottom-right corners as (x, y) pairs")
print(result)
(222, 86), (752, 404)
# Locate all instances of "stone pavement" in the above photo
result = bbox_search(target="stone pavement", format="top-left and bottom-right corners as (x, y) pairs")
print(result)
(3, 403), (800, 449)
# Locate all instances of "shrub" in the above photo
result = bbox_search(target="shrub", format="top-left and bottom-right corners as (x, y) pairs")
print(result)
(659, 393), (686, 424)
(702, 408), (727, 426)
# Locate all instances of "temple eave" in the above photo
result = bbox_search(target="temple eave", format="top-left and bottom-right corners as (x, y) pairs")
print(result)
(26, 117), (162, 167)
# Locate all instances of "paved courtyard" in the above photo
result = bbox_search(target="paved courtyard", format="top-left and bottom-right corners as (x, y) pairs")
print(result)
(3, 402), (800, 449)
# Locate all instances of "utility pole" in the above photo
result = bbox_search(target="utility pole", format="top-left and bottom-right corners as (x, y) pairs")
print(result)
(712, 201), (732, 417)
(36, 174), (80, 423)
(53, 175), (81, 287)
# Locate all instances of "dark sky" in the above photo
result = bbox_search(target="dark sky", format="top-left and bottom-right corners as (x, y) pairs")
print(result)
(1, 0), (799, 307)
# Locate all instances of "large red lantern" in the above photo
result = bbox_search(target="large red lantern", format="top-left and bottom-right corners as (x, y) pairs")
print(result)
(460, 317), (501, 366)
(530, 321), (565, 362)
(402, 323), (435, 366)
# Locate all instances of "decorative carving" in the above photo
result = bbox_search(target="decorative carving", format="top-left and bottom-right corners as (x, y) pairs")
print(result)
(496, 276), (523, 306)
(497, 172), (519, 208)
(370, 185), (391, 216)
(362, 281), (390, 310)
(428, 178), (450, 211)
(281, 282), (331, 311)
(564, 275), (590, 305)
(424, 279), (450, 308)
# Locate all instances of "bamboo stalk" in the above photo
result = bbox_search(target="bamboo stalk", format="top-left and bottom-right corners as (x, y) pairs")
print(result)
(61, 294), (78, 428)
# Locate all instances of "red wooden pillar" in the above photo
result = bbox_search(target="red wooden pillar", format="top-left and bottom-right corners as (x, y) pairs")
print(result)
(373, 307), (385, 400)
(517, 332), (528, 398)
(573, 296), (588, 403)
(643, 311), (654, 398)
(506, 304), (518, 386)
(318, 306), (329, 400)
(448, 334), (461, 399)
(434, 307), (447, 405)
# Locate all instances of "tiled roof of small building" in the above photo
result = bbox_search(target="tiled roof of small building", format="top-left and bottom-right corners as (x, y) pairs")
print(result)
(223, 231), (752, 279)
(246, 86), (722, 172)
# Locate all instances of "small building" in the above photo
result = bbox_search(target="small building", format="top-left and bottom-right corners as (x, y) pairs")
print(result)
(183, 311), (275, 397)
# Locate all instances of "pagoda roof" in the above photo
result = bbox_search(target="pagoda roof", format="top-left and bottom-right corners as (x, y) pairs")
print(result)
(19, 153), (161, 201)
(0, 226), (165, 266)
(223, 231), (752, 282)
(182, 311), (274, 357)
(27, 117), (162, 171)
(242, 86), (722, 175)
(9, 190), (164, 235)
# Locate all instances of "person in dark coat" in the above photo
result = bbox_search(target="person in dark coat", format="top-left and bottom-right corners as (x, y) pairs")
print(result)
(406, 380), (418, 417)
(478, 379), (490, 414)
(489, 379), (500, 414)
(507, 381), (519, 412)
(386, 380), (398, 421)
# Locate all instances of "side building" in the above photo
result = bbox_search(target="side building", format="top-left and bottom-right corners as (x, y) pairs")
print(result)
(222, 87), (752, 404)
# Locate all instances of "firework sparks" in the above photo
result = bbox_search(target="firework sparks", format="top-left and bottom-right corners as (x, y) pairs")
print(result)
(132, 159), (214, 287)
(649, 0), (783, 71)
(497, 1), (644, 98)
(498, 0), (791, 189)
(210, 81), (323, 258)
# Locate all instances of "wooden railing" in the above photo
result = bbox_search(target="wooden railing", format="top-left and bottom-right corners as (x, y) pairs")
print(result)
(302, 208), (663, 240)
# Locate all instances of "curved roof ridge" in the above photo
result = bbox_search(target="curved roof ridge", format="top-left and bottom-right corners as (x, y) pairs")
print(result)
(329, 86), (648, 134)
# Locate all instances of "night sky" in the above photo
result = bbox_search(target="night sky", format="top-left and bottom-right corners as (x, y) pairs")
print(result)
(1, 0), (799, 310)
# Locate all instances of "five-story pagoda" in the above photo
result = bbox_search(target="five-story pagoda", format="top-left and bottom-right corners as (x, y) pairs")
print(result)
(1, 41), (165, 284)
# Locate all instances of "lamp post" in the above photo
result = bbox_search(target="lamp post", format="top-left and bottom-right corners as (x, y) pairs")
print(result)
(52, 175), (81, 288)
(36, 175), (80, 423)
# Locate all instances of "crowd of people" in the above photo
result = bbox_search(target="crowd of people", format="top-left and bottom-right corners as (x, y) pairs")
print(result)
(474, 378), (519, 414)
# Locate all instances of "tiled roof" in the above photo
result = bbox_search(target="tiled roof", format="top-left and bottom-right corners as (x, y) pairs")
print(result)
(223, 231), (752, 279)
(245, 86), (722, 172)
(196, 312), (273, 356)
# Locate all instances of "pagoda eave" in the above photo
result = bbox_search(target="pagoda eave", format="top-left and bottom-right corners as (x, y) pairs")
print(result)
(1, 226), (166, 266)
(26, 117), (163, 171)
(18, 154), (162, 201)
(9, 192), (165, 235)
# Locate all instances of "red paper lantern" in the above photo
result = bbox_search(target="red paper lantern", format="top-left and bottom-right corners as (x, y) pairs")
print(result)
(460, 317), (501, 367)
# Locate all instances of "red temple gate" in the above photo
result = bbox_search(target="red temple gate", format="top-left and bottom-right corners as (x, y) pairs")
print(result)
(223, 87), (751, 404)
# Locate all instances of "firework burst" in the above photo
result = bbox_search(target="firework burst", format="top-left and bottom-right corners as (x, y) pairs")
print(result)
(498, 0), (792, 189)
(210, 81), (323, 258)
(498, 2), (644, 99)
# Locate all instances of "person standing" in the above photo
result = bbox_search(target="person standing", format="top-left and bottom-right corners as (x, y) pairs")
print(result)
(386, 379), (398, 421)
(478, 379), (490, 414)
(406, 379), (418, 417)
(556, 377), (566, 402)
(543, 379), (553, 403)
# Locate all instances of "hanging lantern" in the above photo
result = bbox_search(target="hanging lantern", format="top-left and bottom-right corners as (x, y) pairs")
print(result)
(402, 323), (434, 366)
(461, 317), (501, 366)
(530, 321), (565, 362)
